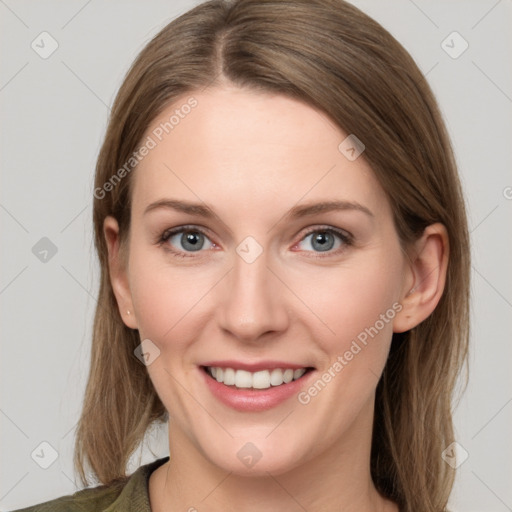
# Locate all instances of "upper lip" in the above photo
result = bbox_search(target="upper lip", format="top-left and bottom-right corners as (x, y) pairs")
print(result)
(201, 360), (314, 372)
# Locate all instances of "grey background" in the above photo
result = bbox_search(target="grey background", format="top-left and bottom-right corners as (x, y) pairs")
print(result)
(1, 0), (511, 510)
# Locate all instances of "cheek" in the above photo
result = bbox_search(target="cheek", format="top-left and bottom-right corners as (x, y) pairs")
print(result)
(127, 247), (208, 343)
(288, 251), (403, 363)
(127, 249), (214, 406)
(289, 255), (403, 434)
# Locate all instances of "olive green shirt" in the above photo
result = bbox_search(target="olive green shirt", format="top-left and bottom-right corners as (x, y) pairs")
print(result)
(10, 456), (169, 512)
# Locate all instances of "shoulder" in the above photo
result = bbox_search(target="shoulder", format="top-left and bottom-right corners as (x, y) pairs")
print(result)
(9, 457), (170, 512)
(9, 481), (125, 512)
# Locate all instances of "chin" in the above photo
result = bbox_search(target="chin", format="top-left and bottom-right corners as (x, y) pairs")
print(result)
(200, 435), (310, 477)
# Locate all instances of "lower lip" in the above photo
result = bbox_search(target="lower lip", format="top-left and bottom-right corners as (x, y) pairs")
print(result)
(201, 367), (314, 412)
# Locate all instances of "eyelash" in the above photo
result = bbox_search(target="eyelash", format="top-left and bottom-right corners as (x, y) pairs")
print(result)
(156, 225), (354, 259)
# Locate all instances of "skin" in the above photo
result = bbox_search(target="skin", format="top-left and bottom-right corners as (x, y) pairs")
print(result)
(104, 85), (448, 512)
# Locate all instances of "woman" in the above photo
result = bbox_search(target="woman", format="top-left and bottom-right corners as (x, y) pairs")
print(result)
(13, 0), (470, 511)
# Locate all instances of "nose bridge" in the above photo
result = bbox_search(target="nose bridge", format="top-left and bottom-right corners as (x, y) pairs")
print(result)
(217, 245), (289, 341)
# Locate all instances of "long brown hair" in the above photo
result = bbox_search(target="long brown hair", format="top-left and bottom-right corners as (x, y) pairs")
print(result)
(75, 1), (470, 510)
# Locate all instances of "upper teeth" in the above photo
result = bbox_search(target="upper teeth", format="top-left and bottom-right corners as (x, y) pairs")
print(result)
(207, 367), (307, 389)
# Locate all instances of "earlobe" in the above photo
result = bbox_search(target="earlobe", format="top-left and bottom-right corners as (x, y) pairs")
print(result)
(393, 223), (449, 333)
(103, 216), (138, 330)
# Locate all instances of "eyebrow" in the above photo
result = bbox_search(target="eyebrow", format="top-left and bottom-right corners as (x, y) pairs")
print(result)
(143, 198), (374, 219)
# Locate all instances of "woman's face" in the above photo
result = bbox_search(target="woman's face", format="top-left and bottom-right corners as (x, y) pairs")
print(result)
(118, 86), (412, 475)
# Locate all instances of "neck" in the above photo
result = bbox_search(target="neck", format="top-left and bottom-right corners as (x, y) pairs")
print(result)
(149, 402), (398, 512)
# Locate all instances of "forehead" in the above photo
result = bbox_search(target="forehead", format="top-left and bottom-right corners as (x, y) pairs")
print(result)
(132, 86), (388, 220)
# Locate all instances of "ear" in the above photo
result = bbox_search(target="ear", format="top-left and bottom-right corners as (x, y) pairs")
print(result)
(393, 223), (449, 333)
(103, 215), (138, 330)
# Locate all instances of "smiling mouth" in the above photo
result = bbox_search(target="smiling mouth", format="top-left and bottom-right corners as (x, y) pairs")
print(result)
(201, 365), (315, 390)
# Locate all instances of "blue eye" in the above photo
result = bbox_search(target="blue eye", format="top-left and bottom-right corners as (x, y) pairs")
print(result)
(160, 227), (214, 254)
(297, 228), (351, 253)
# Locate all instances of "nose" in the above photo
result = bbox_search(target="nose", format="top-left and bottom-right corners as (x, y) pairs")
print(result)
(217, 251), (290, 343)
